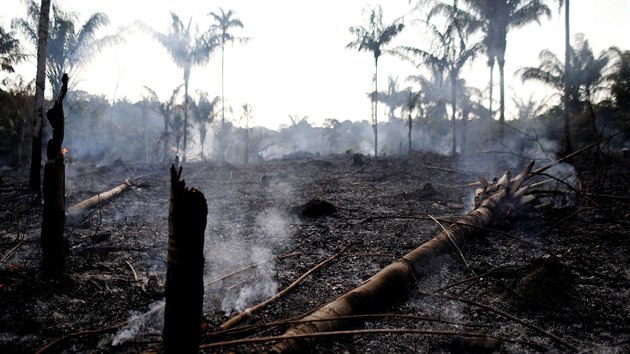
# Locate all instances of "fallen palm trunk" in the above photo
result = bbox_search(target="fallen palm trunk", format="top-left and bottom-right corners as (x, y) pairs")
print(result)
(270, 162), (535, 353)
(164, 165), (207, 354)
(41, 74), (68, 274)
(67, 180), (131, 212)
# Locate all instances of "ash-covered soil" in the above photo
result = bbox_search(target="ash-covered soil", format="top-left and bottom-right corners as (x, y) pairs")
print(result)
(0, 152), (629, 353)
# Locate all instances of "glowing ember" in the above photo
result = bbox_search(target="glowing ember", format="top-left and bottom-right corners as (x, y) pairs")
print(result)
(62, 147), (68, 156)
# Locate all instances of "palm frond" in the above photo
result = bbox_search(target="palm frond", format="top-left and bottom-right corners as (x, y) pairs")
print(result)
(508, 0), (551, 29)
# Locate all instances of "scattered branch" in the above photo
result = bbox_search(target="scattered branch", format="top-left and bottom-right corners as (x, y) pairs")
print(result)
(217, 243), (351, 331)
(431, 293), (579, 352)
(200, 328), (541, 351)
(206, 252), (300, 287)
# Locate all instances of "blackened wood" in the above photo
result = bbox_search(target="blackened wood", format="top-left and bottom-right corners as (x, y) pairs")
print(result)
(41, 159), (65, 273)
(41, 74), (68, 274)
(164, 165), (207, 354)
(270, 163), (536, 353)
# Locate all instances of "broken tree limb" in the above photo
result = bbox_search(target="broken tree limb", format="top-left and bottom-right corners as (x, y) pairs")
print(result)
(269, 162), (536, 353)
(35, 304), (163, 354)
(67, 179), (131, 213)
(218, 243), (350, 331)
(201, 328), (542, 351)
(164, 165), (207, 354)
(206, 251), (300, 287)
(433, 293), (579, 352)
(208, 313), (492, 340)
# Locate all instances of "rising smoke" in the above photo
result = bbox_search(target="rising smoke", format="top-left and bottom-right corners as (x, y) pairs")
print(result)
(111, 300), (164, 346)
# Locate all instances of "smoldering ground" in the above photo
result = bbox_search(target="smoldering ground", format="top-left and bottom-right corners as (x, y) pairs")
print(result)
(1, 145), (629, 353)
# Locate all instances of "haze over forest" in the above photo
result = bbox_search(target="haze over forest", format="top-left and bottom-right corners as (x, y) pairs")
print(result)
(1, 0), (629, 164)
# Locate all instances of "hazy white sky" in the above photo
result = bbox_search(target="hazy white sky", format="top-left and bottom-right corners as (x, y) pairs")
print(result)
(2, 0), (629, 130)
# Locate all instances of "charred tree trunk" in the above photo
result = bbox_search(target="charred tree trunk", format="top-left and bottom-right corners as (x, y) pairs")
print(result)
(164, 165), (207, 354)
(41, 74), (68, 274)
(270, 162), (535, 353)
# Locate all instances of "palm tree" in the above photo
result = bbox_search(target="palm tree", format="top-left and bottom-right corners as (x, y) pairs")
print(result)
(401, 87), (421, 154)
(572, 35), (609, 138)
(208, 8), (248, 145)
(27, 0), (51, 194)
(608, 47), (630, 111)
(518, 34), (609, 137)
(0, 26), (26, 73)
(406, 72), (449, 122)
(239, 103), (253, 163)
(143, 84), (183, 161)
(147, 12), (217, 161)
(435, 0), (551, 141)
(347, 5), (404, 157)
(510, 91), (550, 120)
(518, 49), (579, 111)
(371, 76), (408, 121)
(429, 0), (496, 141)
(458, 81), (486, 155)
(12, 0), (123, 96)
(561, 0), (572, 153)
(490, 0), (551, 141)
(192, 90), (220, 159)
(169, 104), (187, 156)
(397, 19), (482, 156)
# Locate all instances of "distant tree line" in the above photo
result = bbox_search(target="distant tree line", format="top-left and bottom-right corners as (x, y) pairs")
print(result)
(1, 0), (629, 176)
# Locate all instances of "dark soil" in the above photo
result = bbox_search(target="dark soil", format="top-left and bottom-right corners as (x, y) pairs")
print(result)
(0, 151), (629, 353)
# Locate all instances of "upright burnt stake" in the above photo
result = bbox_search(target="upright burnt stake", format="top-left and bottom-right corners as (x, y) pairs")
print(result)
(41, 74), (68, 274)
(164, 165), (207, 353)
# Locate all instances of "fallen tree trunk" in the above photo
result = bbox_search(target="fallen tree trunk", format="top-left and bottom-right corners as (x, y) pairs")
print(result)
(270, 162), (535, 353)
(67, 180), (131, 213)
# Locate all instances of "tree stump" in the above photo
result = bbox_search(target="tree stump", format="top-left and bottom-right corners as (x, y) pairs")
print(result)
(41, 74), (68, 274)
(164, 165), (207, 353)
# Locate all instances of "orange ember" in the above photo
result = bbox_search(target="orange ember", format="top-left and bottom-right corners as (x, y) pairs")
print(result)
(62, 147), (68, 156)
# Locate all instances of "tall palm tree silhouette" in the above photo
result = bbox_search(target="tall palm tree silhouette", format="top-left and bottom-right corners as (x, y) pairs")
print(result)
(347, 5), (404, 158)
(208, 8), (248, 160)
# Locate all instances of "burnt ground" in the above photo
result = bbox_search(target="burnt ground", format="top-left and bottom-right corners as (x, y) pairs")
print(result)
(0, 151), (629, 353)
